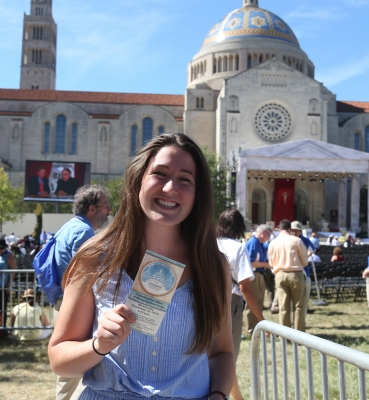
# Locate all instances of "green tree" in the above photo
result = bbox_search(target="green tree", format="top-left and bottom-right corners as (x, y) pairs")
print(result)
(92, 177), (124, 216)
(202, 148), (234, 220)
(32, 203), (43, 241)
(0, 168), (24, 234)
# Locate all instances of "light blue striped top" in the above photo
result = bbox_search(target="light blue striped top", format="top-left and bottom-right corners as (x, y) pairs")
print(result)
(80, 271), (210, 400)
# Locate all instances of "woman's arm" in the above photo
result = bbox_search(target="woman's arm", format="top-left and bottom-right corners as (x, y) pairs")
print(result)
(208, 263), (235, 397)
(331, 255), (337, 262)
(239, 278), (264, 322)
(48, 261), (136, 377)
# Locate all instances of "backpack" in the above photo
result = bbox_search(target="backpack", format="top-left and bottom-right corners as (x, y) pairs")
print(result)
(32, 235), (63, 305)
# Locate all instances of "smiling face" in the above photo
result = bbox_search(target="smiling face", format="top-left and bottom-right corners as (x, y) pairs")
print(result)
(139, 145), (196, 230)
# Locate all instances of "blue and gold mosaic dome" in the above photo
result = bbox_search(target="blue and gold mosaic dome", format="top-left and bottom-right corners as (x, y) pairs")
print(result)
(202, 6), (300, 48)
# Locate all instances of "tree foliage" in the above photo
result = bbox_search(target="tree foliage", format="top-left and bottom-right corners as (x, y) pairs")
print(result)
(32, 203), (43, 241)
(202, 148), (234, 220)
(92, 177), (124, 216)
(0, 168), (24, 234)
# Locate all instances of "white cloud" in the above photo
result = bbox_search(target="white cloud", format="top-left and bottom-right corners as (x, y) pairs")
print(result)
(316, 56), (369, 86)
(53, 0), (176, 88)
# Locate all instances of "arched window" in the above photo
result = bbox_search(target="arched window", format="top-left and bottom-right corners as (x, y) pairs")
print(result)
(354, 132), (360, 150)
(200, 98), (204, 109)
(223, 56), (228, 72)
(218, 57), (222, 73)
(196, 97), (200, 108)
(71, 123), (77, 154)
(364, 128), (369, 152)
(235, 55), (239, 70)
(55, 114), (66, 153)
(229, 56), (234, 71)
(213, 58), (217, 74)
(142, 117), (153, 145)
(158, 126), (165, 135)
(43, 122), (50, 153)
(131, 125), (137, 156)
(247, 55), (252, 69)
(259, 55), (263, 64)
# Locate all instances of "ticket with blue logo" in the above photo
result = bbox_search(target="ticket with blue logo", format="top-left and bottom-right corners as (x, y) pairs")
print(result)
(126, 250), (186, 336)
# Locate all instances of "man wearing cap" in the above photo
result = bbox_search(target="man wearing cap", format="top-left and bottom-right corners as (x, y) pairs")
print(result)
(244, 224), (273, 335)
(268, 219), (308, 332)
(11, 288), (53, 340)
(290, 220), (315, 317)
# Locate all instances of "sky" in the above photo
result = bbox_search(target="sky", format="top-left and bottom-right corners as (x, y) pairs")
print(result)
(0, 0), (368, 101)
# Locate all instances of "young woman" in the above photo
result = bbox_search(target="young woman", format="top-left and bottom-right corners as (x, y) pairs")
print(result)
(48, 133), (234, 400)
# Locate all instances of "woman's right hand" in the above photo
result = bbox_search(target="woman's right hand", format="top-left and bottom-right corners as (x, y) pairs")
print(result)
(93, 304), (136, 354)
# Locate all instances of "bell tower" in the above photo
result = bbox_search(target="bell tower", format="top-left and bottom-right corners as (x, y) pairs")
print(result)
(20, 0), (57, 90)
(244, 0), (259, 6)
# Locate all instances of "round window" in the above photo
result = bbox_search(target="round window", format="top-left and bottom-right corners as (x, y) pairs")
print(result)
(254, 103), (292, 141)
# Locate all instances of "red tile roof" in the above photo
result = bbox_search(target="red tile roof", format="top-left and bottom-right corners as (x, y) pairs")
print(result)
(0, 111), (32, 117)
(337, 101), (369, 113)
(0, 89), (185, 106)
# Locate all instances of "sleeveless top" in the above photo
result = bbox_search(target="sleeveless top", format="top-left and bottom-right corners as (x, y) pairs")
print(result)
(80, 271), (210, 400)
(0, 250), (10, 288)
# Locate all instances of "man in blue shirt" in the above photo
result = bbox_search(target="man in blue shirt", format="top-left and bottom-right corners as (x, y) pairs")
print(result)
(245, 224), (272, 335)
(53, 184), (110, 400)
(291, 221), (315, 317)
(309, 232), (320, 249)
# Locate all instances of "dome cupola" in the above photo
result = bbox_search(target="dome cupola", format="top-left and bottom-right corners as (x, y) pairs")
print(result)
(187, 1), (314, 89)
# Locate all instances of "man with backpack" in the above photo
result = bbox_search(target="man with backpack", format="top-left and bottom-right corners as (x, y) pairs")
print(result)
(51, 185), (110, 400)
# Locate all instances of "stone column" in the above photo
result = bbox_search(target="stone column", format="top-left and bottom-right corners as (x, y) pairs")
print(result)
(350, 174), (360, 232)
(236, 159), (247, 217)
(338, 178), (347, 229)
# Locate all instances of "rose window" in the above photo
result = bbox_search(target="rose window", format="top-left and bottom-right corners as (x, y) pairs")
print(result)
(254, 104), (292, 141)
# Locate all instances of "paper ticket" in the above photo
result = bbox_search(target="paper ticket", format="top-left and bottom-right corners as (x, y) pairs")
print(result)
(126, 250), (186, 336)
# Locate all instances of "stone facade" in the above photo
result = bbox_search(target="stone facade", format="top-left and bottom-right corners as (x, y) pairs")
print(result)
(1, 0), (369, 232)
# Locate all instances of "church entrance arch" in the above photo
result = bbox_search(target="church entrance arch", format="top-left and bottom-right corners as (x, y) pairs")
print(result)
(252, 188), (267, 225)
(295, 188), (308, 223)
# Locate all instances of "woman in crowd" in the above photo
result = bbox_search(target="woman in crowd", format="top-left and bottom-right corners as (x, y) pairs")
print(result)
(0, 239), (16, 336)
(216, 209), (264, 400)
(331, 246), (345, 262)
(48, 133), (234, 400)
(11, 288), (53, 340)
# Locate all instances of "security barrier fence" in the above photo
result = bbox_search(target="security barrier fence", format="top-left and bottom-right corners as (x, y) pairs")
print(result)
(0, 269), (54, 333)
(251, 320), (369, 400)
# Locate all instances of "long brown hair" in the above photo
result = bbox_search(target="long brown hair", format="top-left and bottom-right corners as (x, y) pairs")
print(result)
(63, 133), (228, 353)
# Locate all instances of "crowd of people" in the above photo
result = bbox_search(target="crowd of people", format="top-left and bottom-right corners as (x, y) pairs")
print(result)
(1, 132), (369, 400)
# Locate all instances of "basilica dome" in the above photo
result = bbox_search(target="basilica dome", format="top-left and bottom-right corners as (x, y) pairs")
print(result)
(188, 1), (314, 89)
(202, 5), (299, 49)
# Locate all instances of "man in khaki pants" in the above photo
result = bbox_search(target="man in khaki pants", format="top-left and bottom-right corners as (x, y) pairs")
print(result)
(268, 219), (308, 332)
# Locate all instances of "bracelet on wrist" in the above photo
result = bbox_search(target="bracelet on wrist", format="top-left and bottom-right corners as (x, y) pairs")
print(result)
(92, 337), (111, 356)
(209, 390), (229, 400)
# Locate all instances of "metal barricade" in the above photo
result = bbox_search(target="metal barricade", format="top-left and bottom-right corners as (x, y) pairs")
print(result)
(0, 269), (54, 334)
(250, 320), (369, 400)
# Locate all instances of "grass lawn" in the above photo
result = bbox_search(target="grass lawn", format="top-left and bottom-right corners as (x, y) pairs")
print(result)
(0, 299), (368, 399)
